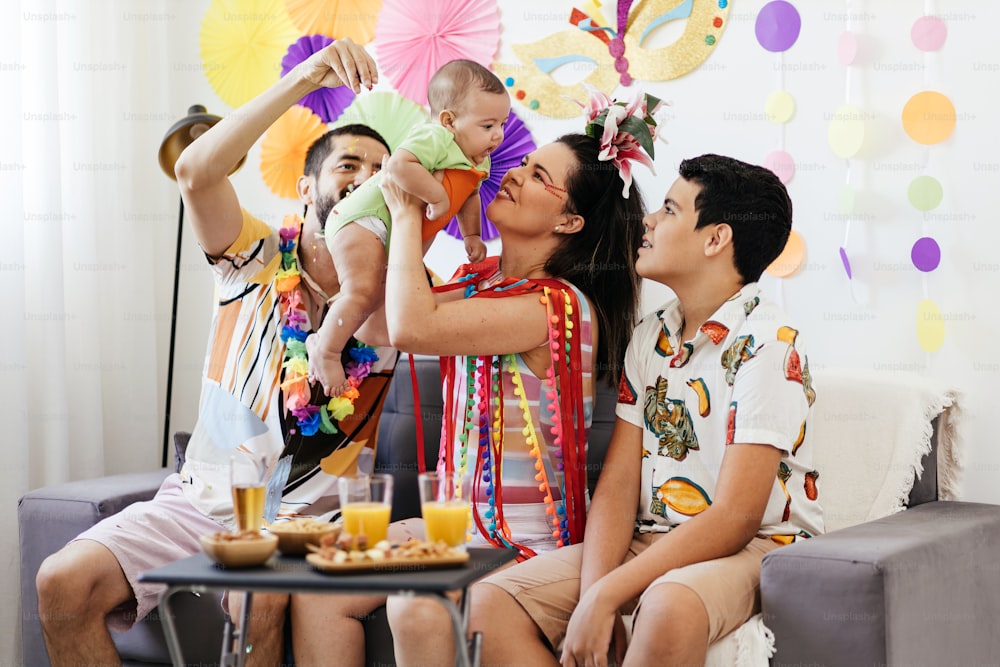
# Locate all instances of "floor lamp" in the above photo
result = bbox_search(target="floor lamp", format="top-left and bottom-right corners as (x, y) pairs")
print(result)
(157, 105), (245, 467)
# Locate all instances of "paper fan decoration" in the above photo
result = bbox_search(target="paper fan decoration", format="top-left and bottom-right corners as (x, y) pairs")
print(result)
(281, 35), (356, 123)
(373, 0), (501, 106)
(331, 91), (428, 153)
(200, 0), (300, 108)
(260, 106), (328, 199)
(285, 0), (382, 44)
(444, 110), (535, 241)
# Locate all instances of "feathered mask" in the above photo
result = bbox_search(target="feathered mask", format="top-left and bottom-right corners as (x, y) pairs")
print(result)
(582, 88), (663, 198)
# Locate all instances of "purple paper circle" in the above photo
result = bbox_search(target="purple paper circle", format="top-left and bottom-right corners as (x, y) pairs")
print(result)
(839, 247), (853, 279)
(444, 110), (536, 242)
(281, 35), (356, 123)
(755, 1), (802, 53)
(911, 16), (947, 52)
(911, 237), (941, 272)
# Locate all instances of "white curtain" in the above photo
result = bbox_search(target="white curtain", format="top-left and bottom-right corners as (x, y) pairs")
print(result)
(2, 1), (182, 663)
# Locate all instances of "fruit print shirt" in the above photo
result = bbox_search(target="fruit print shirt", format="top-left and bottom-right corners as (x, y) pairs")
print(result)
(616, 283), (824, 542)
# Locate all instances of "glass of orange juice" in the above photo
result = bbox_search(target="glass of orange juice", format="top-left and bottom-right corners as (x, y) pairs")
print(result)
(338, 473), (393, 544)
(418, 471), (471, 550)
(230, 453), (268, 532)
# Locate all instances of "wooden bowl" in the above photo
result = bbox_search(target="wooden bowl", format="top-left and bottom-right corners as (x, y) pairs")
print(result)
(267, 519), (342, 555)
(199, 532), (277, 568)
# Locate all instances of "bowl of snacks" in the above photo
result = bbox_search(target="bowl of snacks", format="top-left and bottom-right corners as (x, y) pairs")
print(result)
(200, 530), (278, 568)
(267, 518), (342, 555)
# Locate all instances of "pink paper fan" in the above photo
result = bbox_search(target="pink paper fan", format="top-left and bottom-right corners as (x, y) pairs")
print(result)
(444, 110), (535, 242)
(373, 0), (502, 106)
(281, 35), (356, 123)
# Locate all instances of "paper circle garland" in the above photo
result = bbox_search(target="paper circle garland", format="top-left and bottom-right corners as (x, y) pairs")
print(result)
(911, 237), (941, 272)
(907, 175), (943, 211)
(755, 1), (801, 53)
(827, 104), (866, 158)
(916, 299), (945, 352)
(911, 15), (947, 52)
(766, 229), (805, 278)
(902, 91), (956, 145)
(763, 149), (795, 184)
(837, 30), (858, 66)
(765, 91), (796, 124)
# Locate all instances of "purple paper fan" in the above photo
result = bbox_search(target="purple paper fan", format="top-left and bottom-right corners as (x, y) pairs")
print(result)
(281, 35), (355, 123)
(445, 110), (536, 241)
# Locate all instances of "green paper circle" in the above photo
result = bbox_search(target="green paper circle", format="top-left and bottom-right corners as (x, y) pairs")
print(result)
(907, 175), (943, 212)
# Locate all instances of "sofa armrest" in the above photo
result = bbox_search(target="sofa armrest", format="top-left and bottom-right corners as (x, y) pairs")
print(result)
(19, 469), (172, 667)
(761, 501), (1000, 666)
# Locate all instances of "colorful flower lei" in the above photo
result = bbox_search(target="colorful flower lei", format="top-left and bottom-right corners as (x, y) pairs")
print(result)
(276, 215), (377, 436)
(582, 87), (663, 197)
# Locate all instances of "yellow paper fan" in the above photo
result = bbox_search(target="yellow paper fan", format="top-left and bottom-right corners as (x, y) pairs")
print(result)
(200, 0), (300, 109)
(285, 0), (382, 44)
(260, 106), (327, 199)
(331, 91), (429, 153)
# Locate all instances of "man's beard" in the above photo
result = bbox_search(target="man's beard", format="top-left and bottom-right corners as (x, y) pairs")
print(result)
(314, 185), (355, 231)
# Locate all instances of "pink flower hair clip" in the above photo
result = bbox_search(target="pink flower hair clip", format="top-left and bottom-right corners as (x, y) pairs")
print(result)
(581, 88), (664, 197)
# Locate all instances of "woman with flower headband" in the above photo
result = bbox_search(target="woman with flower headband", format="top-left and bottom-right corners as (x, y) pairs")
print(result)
(324, 91), (659, 667)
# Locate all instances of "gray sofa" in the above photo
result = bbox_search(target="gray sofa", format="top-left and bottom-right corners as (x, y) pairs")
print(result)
(20, 358), (1000, 666)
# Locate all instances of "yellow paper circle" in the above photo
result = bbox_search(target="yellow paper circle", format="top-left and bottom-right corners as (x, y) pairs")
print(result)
(916, 298), (945, 352)
(766, 230), (805, 278)
(827, 104), (866, 158)
(765, 90), (796, 124)
(200, 0), (299, 109)
(902, 91), (956, 145)
(907, 175), (944, 212)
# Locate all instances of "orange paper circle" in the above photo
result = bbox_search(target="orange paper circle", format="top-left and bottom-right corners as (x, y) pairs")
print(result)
(766, 230), (805, 278)
(260, 106), (328, 199)
(902, 91), (956, 145)
(285, 0), (382, 44)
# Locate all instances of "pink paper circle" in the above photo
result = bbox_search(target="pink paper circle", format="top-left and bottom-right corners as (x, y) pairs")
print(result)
(764, 150), (795, 184)
(755, 1), (801, 53)
(911, 237), (941, 272)
(911, 16), (947, 52)
(837, 31), (858, 66)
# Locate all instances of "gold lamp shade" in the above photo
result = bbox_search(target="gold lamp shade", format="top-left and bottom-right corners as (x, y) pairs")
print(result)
(157, 104), (245, 180)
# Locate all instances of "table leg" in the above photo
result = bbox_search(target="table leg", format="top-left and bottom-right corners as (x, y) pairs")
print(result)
(220, 591), (254, 667)
(156, 587), (185, 667)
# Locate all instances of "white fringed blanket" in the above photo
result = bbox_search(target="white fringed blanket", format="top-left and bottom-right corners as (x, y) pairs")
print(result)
(706, 368), (963, 665)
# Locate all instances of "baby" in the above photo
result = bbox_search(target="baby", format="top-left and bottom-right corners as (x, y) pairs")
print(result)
(308, 59), (511, 397)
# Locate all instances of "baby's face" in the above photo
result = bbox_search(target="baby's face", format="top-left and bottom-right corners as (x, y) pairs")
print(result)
(445, 90), (511, 166)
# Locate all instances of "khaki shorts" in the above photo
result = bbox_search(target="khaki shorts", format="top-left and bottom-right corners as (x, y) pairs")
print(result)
(478, 533), (782, 650)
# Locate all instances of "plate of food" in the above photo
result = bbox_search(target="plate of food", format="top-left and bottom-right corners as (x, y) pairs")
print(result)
(306, 534), (469, 573)
(200, 530), (278, 568)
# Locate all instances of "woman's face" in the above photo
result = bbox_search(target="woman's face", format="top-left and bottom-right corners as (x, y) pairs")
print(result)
(486, 141), (578, 236)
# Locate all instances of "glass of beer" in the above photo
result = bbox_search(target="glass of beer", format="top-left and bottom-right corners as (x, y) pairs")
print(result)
(338, 473), (393, 544)
(419, 471), (471, 550)
(230, 453), (268, 532)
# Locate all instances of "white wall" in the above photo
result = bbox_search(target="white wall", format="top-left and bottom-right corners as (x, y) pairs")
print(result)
(158, 0), (999, 504)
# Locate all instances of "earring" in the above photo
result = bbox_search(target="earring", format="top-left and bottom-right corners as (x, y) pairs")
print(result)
(554, 225), (562, 232)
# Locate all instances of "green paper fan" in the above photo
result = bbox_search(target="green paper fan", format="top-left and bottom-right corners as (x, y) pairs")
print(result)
(331, 91), (428, 153)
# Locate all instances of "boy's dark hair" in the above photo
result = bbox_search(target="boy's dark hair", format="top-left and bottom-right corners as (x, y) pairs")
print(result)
(427, 59), (506, 115)
(545, 133), (645, 387)
(678, 154), (793, 284)
(303, 124), (391, 179)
